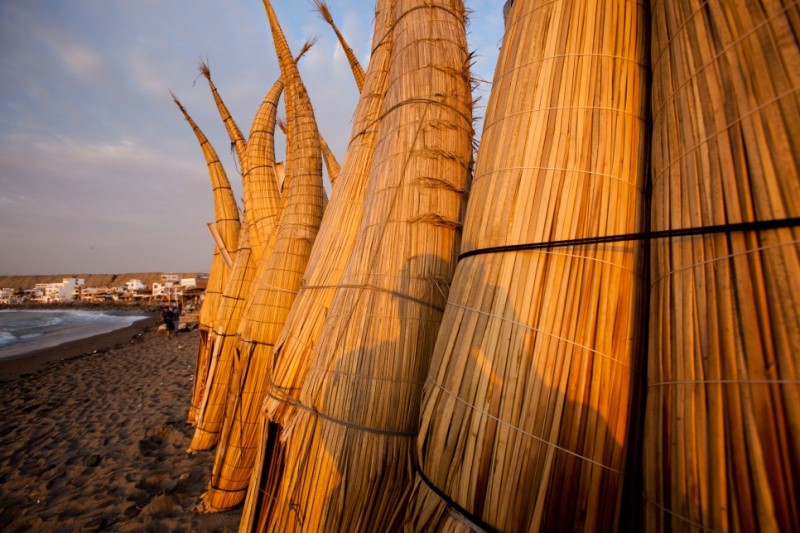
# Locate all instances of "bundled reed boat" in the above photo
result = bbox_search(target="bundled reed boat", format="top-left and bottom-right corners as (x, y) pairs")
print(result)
(643, 2), (800, 530)
(171, 94), (240, 427)
(403, 0), (649, 530)
(240, 0), (394, 528)
(258, 0), (474, 529)
(200, 0), (325, 512)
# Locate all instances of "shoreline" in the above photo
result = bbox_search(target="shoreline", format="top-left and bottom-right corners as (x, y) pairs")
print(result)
(0, 312), (160, 382)
(0, 313), (241, 531)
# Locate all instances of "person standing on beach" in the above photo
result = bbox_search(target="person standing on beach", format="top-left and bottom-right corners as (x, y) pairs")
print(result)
(172, 305), (181, 336)
(162, 306), (175, 338)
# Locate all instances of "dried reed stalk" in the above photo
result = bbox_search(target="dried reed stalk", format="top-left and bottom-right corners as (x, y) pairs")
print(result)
(314, 0), (366, 91)
(198, 60), (248, 169)
(200, 0), (325, 512)
(189, 61), (249, 427)
(243, 39), (316, 262)
(171, 93), (240, 425)
(261, 0), (473, 529)
(403, 0), (649, 530)
(319, 134), (340, 187)
(239, 1), (396, 528)
(278, 116), (339, 186)
(189, 222), (257, 451)
(643, 2), (800, 530)
(189, 27), (312, 456)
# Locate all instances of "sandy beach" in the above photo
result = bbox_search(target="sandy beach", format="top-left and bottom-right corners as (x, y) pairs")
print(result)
(0, 315), (242, 532)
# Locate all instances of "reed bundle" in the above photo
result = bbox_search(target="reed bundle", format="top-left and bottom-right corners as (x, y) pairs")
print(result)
(260, 0), (473, 529)
(171, 93), (240, 425)
(190, 45), (309, 450)
(643, 2), (800, 530)
(189, 223), (257, 451)
(198, 60), (248, 169)
(239, 1), (395, 528)
(200, 0), (325, 512)
(187, 62), (250, 427)
(278, 117), (340, 187)
(313, 0), (366, 91)
(243, 39), (316, 261)
(194, 36), (315, 464)
(319, 135), (340, 186)
(243, 77), (285, 262)
(403, 0), (649, 530)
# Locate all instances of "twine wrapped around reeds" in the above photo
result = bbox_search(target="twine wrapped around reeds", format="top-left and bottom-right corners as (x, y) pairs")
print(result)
(189, 61), (249, 428)
(278, 116), (340, 187)
(314, 0), (365, 91)
(243, 78), (285, 262)
(643, 2), (800, 530)
(200, 0), (325, 512)
(195, 44), (317, 451)
(198, 60), (248, 170)
(189, 223), (256, 451)
(403, 0), (649, 530)
(239, 1), (396, 528)
(259, 0), (473, 529)
(171, 93), (240, 426)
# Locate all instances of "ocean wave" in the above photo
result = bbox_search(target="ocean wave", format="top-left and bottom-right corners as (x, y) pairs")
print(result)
(0, 331), (17, 347)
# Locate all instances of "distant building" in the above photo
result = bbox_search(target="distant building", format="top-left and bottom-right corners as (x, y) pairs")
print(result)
(23, 288), (44, 301)
(179, 277), (197, 289)
(35, 278), (84, 303)
(153, 281), (181, 301)
(125, 279), (147, 292)
(79, 286), (119, 302)
(0, 288), (18, 304)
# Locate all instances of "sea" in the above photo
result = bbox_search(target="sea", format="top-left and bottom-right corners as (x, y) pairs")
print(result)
(0, 309), (149, 360)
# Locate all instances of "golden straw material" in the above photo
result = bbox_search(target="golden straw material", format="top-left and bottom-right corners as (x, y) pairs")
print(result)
(314, 0), (366, 91)
(403, 0), (649, 530)
(262, 0), (473, 529)
(189, 223), (256, 451)
(193, 35), (315, 461)
(241, 0), (396, 528)
(319, 134), (340, 187)
(243, 40), (316, 261)
(242, 77), (284, 262)
(278, 116), (339, 188)
(200, 0), (325, 512)
(643, 2), (800, 530)
(171, 93), (240, 425)
(198, 60), (247, 170)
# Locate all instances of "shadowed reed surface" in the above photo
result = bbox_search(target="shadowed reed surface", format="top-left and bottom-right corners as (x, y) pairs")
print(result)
(403, 0), (649, 530)
(643, 1), (800, 530)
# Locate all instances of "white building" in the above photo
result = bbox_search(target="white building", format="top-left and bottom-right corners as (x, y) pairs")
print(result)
(179, 277), (197, 289)
(35, 278), (84, 302)
(125, 279), (147, 292)
(153, 281), (181, 300)
(0, 288), (17, 304)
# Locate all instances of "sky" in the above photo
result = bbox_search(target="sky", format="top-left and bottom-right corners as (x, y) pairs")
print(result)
(0, 1), (505, 275)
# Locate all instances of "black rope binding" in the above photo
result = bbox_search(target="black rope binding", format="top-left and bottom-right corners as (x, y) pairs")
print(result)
(416, 466), (498, 533)
(459, 216), (800, 261)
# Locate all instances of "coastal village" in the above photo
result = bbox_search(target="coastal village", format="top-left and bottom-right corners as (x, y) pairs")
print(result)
(1, 0), (798, 531)
(0, 273), (208, 306)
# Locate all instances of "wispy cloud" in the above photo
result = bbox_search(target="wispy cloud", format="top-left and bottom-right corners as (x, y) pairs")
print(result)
(0, 1), (505, 275)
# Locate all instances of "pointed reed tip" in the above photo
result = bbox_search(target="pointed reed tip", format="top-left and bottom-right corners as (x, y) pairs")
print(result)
(169, 89), (182, 107)
(197, 59), (211, 80)
(297, 35), (319, 59)
(277, 116), (287, 134)
(312, 0), (333, 24)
